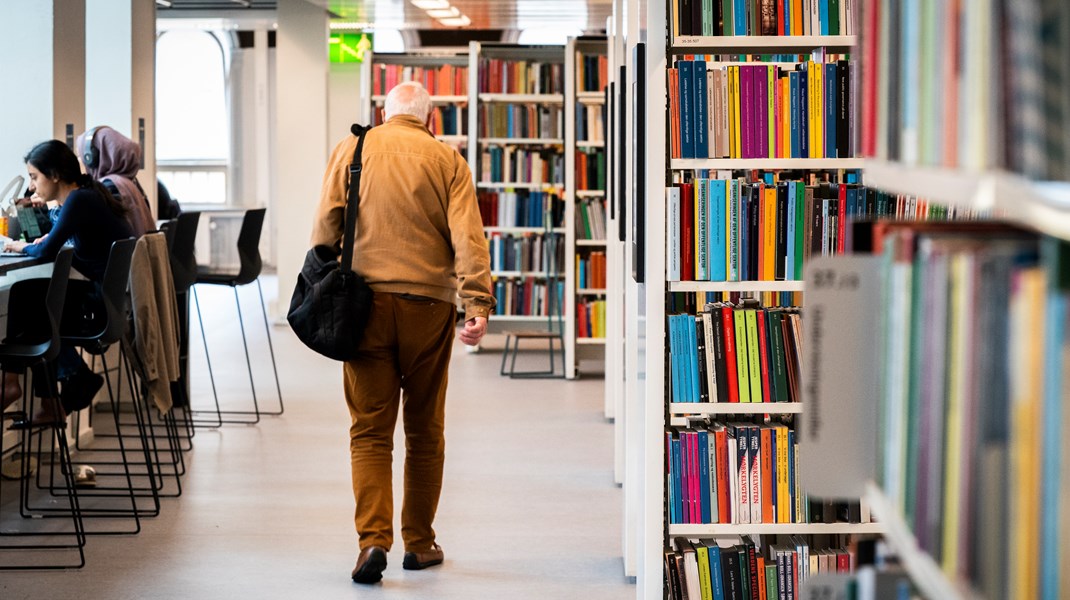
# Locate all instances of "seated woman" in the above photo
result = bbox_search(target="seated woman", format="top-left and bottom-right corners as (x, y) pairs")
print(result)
(76, 125), (155, 237)
(1, 140), (134, 424)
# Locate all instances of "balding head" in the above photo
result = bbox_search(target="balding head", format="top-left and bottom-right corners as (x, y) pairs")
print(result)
(384, 81), (433, 123)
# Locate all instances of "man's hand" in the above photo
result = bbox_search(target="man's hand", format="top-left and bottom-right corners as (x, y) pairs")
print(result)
(458, 316), (487, 346)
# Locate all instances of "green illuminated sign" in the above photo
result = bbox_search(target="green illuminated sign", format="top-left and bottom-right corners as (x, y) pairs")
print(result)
(329, 33), (372, 64)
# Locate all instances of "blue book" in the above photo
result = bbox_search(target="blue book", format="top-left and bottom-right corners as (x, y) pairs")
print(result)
(698, 430), (711, 523)
(666, 433), (677, 524)
(825, 63), (837, 158)
(671, 315), (683, 404)
(708, 545), (725, 600)
(781, 0), (790, 34)
(739, 185), (749, 281)
(672, 436), (683, 523)
(820, 0), (829, 35)
(734, 0), (746, 35)
(798, 66), (809, 159)
(786, 181), (797, 280)
(679, 60), (695, 159)
(709, 180), (727, 281)
(694, 60), (709, 159)
(1042, 255), (1067, 598)
(697, 179), (710, 280)
(688, 314), (701, 402)
(788, 71), (800, 157)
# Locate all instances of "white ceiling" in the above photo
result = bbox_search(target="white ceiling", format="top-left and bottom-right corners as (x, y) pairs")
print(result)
(159, 0), (613, 31)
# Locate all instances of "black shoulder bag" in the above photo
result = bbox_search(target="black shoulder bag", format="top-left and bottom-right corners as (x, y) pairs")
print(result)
(287, 124), (374, 361)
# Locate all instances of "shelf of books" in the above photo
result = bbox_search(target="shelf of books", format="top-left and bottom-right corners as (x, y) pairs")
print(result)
(362, 51), (469, 154)
(782, 2), (1070, 598)
(565, 36), (610, 378)
(469, 42), (571, 334)
(629, 1), (889, 597)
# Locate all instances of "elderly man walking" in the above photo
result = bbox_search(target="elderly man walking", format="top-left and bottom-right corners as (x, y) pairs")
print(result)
(310, 81), (495, 584)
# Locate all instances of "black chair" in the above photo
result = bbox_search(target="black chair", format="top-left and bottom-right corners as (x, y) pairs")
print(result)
(160, 211), (200, 448)
(0, 248), (86, 569)
(48, 238), (163, 529)
(190, 208), (282, 426)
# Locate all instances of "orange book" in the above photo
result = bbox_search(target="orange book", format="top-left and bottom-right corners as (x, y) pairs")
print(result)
(714, 427), (730, 523)
(757, 556), (767, 600)
(761, 427), (774, 524)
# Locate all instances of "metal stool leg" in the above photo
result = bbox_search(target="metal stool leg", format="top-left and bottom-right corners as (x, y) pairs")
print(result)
(256, 279), (283, 415)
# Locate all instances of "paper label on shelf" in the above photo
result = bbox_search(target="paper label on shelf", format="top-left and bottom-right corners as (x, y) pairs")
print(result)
(800, 255), (882, 498)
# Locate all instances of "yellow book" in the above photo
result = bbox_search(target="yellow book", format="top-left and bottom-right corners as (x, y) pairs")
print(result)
(767, 66), (775, 159)
(734, 309), (750, 403)
(776, 425), (789, 523)
(1010, 268), (1045, 599)
(764, 187), (776, 281)
(941, 253), (968, 577)
(815, 61), (824, 159)
(744, 309), (761, 403)
(730, 66), (741, 159)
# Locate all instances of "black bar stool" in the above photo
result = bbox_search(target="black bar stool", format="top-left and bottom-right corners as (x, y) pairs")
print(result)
(0, 248), (86, 569)
(190, 208), (283, 426)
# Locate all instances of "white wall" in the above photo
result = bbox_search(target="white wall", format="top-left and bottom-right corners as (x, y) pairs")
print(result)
(273, 0), (328, 318)
(0, 1), (85, 183)
(84, 0), (156, 212)
(328, 62), (363, 149)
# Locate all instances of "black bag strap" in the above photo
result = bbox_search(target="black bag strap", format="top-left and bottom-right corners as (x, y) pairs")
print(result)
(341, 124), (372, 274)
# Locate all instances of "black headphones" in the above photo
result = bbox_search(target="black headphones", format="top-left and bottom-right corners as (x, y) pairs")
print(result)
(83, 126), (102, 169)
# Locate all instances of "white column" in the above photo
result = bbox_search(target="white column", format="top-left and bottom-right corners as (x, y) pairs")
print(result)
(84, 0), (157, 213)
(0, 0), (85, 180)
(274, 0), (329, 319)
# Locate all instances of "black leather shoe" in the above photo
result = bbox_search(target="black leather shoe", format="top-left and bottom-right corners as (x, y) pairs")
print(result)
(60, 370), (104, 413)
(351, 546), (387, 584)
(402, 543), (444, 570)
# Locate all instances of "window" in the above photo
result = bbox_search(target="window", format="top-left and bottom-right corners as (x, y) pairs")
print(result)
(156, 29), (229, 204)
(516, 0), (585, 45)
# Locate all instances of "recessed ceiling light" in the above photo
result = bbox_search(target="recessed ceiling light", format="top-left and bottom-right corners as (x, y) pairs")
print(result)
(426, 7), (460, 18)
(437, 15), (471, 27)
(411, 0), (450, 9)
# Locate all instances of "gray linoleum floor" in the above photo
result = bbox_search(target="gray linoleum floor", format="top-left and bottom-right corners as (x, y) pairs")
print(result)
(0, 280), (631, 600)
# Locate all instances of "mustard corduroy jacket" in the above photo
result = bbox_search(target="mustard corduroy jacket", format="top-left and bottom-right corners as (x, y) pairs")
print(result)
(311, 115), (495, 321)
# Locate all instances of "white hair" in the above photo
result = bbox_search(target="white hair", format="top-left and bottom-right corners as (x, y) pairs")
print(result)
(384, 81), (432, 122)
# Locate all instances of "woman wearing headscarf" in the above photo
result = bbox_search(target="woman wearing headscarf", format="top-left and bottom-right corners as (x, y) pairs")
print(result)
(76, 125), (155, 236)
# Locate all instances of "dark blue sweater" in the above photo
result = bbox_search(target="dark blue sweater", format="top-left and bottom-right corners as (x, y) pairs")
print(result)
(25, 188), (134, 281)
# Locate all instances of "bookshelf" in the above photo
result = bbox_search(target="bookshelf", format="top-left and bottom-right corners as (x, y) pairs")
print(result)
(566, 36), (610, 378)
(787, 3), (1070, 598)
(617, 1), (875, 596)
(361, 51), (469, 152)
(468, 42), (571, 334)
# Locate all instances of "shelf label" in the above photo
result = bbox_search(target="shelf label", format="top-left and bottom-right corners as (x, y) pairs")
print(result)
(800, 255), (882, 498)
(675, 37), (704, 46)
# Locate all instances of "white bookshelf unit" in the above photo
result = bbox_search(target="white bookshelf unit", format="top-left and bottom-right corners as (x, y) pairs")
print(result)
(361, 51), (469, 152)
(614, 3), (873, 597)
(566, 36), (610, 379)
(468, 42), (572, 338)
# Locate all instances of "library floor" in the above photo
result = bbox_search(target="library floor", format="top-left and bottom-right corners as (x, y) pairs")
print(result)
(0, 281), (630, 600)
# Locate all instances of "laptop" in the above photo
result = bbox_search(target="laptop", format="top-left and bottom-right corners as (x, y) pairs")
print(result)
(15, 206), (51, 243)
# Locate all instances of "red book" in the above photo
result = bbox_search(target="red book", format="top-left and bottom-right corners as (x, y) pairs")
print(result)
(680, 183), (695, 280)
(761, 427), (774, 524)
(837, 550), (851, 573)
(756, 309), (772, 404)
(720, 306), (740, 403)
(837, 184), (847, 255)
(714, 428), (730, 523)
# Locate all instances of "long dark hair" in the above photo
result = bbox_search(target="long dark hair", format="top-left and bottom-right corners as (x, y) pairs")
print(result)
(24, 140), (128, 217)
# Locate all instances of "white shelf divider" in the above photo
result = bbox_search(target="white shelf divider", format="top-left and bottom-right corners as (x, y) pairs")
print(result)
(577, 140), (606, 147)
(577, 337), (607, 345)
(669, 280), (805, 293)
(576, 190), (606, 197)
(577, 91), (606, 103)
(671, 35), (857, 53)
(864, 160), (1070, 242)
(478, 93), (564, 104)
(476, 181), (564, 190)
(371, 94), (467, 104)
(668, 522), (884, 537)
(669, 402), (803, 415)
(672, 158), (864, 170)
(577, 288), (608, 295)
(864, 482), (981, 600)
(485, 226), (566, 234)
(481, 137), (564, 146)
(576, 239), (607, 246)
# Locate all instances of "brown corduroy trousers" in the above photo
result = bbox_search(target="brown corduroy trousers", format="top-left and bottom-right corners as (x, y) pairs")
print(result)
(343, 292), (456, 553)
